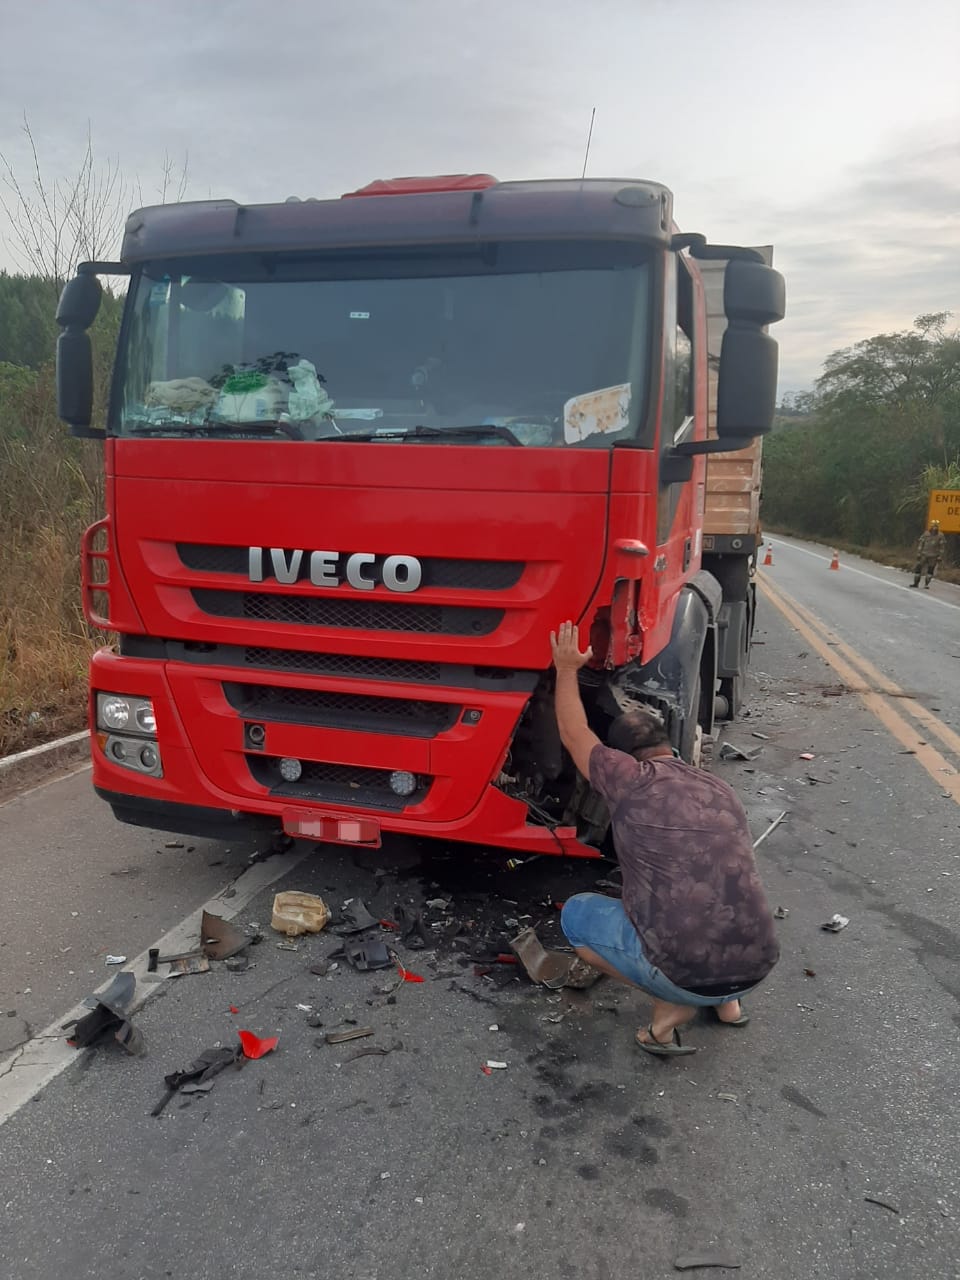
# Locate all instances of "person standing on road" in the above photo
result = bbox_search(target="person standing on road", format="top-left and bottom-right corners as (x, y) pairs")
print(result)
(550, 620), (780, 1057)
(911, 519), (946, 589)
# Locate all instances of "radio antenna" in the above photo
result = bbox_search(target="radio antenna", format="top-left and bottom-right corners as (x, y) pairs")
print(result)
(580, 107), (596, 180)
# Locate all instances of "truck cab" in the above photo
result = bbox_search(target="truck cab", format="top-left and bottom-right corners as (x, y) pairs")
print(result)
(56, 175), (784, 856)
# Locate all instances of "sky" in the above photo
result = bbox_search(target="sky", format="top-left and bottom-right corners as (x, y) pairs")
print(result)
(1, 0), (958, 393)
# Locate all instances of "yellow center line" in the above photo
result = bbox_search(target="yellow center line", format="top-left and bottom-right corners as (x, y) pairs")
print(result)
(757, 575), (960, 807)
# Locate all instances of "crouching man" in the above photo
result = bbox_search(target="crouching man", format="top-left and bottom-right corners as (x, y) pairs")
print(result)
(551, 621), (780, 1057)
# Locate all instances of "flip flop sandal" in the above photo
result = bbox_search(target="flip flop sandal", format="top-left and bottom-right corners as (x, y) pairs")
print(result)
(635, 1025), (697, 1056)
(713, 1006), (750, 1027)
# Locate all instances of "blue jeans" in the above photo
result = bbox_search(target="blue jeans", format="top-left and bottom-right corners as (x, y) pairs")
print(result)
(561, 893), (754, 1007)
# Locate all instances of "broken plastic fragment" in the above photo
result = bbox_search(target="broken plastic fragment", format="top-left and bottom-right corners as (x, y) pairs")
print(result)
(271, 891), (330, 937)
(105, 955), (127, 966)
(397, 964), (424, 983)
(821, 913), (849, 933)
(799, 752), (816, 761)
(773, 906), (789, 919)
(238, 1029), (279, 1059)
(485, 1060), (508, 1069)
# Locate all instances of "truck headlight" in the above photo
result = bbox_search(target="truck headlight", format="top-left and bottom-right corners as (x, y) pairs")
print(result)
(96, 693), (157, 737)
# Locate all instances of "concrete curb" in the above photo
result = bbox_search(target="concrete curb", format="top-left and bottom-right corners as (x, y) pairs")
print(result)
(0, 730), (91, 801)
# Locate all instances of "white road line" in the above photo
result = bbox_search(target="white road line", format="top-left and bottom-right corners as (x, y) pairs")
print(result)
(0, 842), (312, 1127)
(764, 539), (960, 612)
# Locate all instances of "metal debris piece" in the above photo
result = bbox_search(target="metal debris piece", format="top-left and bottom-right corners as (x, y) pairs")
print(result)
(674, 1252), (741, 1271)
(821, 914), (849, 933)
(864, 1195), (899, 1214)
(719, 742), (762, 762)
(510, 927), (574, 989)
(201, 909), (250, 960)
(753, 811), (788, 849)
(325, 1027), (374, 1044)
(773, 906), (789, 919)
(167, 953), (211, 976)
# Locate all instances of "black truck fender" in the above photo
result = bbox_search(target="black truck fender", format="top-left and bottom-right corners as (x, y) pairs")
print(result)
(599, 570), (722, 740)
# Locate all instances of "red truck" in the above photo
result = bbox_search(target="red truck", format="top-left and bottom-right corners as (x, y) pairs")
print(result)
(56, 174), (784, 858)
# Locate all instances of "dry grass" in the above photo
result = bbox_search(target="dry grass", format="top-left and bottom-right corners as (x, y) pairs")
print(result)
(0, 366), (105, 755)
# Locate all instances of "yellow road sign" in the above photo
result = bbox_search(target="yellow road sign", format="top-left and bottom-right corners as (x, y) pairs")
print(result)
(926, 489), (960, 534)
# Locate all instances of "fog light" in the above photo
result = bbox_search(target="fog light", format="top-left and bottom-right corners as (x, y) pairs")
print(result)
(389, 770), (418, 797)
(100, 696), (131, 731)
(279, 757), (302, 782)
(110, 739), (128, 761)
(139, 744), (159, 770)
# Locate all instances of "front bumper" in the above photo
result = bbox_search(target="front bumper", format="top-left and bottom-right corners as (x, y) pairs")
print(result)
(89, 647), (601, 858)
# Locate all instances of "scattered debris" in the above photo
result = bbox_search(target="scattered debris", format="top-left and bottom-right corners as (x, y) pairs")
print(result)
(395, 904), (430, 949)
(167, 954), (211, 977)
(334, 899), (378, 934)
(201, 910), (250, 960)
(864, 1195), (899, 1214)
(799, 752), (816, 761)
(271, 892), (330, 937)
(396, 962), (425, 983)
(152, 1045), (239, 1116)
(163, 841), (184, 849)
(485, 1060), (508, 1069)
(64, 972), (143, 1055)
(489, 1024), (500, 1032)
(105, 955), (127, 966)
(424, 898), (449, 911)
(295, 1003), (312, 1013)
(751, 732), (770, 740)
(719, 742), (762, 762)
(510, 927), (574, 989)
(306, 1013), (325, 1028)
(332, 938), (392, 971)
(773, 906), (789, 920)
(238, 1029), (279, 1060)
(753, 811), (788, 849)
(674, 1252), (741, 1271)
(346, 1041), (402, 1062)
(225, 955), (250, 973)
(717, 1092), (738, 1103)
(325, 1027), (374, 1044)
(309, 960), (331, 978)
(803, 968), (816, 978)
(821, 914), (850, 933)
(147, 949), (159, 973)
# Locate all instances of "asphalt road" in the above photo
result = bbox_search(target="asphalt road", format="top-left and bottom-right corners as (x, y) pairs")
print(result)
(1, 544), (959, 1280)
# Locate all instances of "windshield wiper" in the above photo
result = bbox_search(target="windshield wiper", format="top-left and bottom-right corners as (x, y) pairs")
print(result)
(327, 423), (522, 446)
(127, 421), (291, 438)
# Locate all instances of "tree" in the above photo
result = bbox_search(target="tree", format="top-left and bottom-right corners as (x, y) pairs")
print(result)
(762, 314), (960, 548)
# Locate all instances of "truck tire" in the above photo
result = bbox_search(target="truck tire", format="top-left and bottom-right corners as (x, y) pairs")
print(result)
(678, 671), (703, 764)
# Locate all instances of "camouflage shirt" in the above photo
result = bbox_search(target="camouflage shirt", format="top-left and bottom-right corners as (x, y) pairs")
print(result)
(590, 745), (780, 990)
(918, 530), (946, 559)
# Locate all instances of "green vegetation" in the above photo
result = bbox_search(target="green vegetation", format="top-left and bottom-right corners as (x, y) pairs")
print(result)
(763, 314), (960, 557)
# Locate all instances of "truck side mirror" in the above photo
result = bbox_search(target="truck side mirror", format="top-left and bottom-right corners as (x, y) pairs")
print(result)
(56, 273), (104, 438)
(716, 260), (785, 439)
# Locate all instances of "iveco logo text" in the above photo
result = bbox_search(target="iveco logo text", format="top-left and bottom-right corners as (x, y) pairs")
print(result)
(248, 547), (422, 593)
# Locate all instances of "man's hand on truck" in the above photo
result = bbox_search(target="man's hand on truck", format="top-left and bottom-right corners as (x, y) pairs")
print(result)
(550, 621), (601, 778)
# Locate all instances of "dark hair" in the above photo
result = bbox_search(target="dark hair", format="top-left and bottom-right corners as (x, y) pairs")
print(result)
(607, 709), (670, 757)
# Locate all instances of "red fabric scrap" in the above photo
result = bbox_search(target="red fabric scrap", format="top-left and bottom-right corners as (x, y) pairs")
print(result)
(238, 1029), (279, 1059)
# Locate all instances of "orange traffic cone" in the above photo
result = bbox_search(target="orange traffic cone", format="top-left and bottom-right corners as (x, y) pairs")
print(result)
(762, 544), (773, 567)
(829, 549), (840, 570)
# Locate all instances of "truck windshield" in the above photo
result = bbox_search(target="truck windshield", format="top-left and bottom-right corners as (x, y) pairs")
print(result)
(113, 245), (651, 447)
